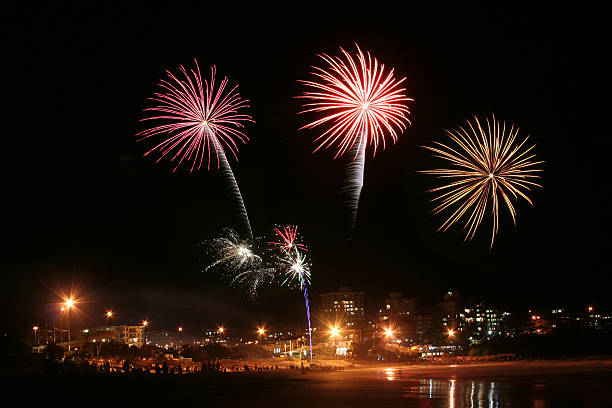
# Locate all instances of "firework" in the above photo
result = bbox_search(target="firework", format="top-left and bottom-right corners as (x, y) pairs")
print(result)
(421, 114), (543, 247)
(137, 60), (254, 239)
(280, 248), (312, 289)
(271, 225), (313, 361)
(269, 225), (308, 252)
(297, 45), (412, 230)
(202, 229), (274, 296)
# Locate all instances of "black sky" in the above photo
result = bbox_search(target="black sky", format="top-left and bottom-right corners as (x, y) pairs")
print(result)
(1, 4), (607, 336)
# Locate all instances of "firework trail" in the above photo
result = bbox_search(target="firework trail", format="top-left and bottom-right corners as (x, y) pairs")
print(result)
(213, 137), (253, 240)
(298, 45), (412, 232)
(341, 135), (366, 232)
(271, 225), (313, 361)
(137, 60), (254, 239)
(421, 114), (543, 247)
(303, 286), (313, 362)
(202, 229), (274, 296)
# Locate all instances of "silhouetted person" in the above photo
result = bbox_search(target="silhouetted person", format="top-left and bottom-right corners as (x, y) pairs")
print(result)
(162, 362), (169, 375)
(154, 364), (161, 375)
(122, 359), (131, 374)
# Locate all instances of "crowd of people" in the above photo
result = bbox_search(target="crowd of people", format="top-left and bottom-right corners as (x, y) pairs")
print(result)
(42, 355), (347, 376)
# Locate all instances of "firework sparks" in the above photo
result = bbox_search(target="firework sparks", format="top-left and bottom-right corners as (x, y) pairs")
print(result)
(281, 249), (311, 289)
(269, 225), (308, 252)
(202, 229), (274, 295)
(421, 114), (543, 247)
(297, 45), (412, 230)
(297, 44), (412, 158)
(137, 61), (253, 171)
(137, 60), (254, 239)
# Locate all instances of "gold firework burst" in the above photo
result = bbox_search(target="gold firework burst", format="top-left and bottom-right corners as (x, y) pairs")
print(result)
(422, 114), (543, 247)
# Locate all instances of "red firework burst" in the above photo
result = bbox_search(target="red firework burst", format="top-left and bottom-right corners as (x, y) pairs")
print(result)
(137, 60), (253, 172)
(297, 45), (413, 158)
(270, 225), (308, 252)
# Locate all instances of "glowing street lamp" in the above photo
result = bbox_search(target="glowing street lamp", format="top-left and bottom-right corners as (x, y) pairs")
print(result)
(218, 327), (225, 334)
(382, 327), (394, 360)
(142, 320), (148, 346)
(33, 326), (39, 346)
(177, 326), (183, 345)
(448, 329), (455, 337)
(257, 327), (266, 343)
(106, 311), (113, 328)
(64, 299), (74, 351)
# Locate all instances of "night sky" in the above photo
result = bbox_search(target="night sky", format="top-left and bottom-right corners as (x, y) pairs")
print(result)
(1, 4), (606, 336)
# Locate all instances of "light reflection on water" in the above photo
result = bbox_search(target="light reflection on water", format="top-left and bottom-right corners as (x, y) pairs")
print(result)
(376, 369), (512, 407)
(409, 378), (505, 407)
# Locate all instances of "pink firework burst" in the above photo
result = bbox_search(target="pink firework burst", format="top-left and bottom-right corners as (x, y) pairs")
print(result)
(270, 225), (308, 252)
(297, 44), (413, 158)
(137, 60), (254, 172)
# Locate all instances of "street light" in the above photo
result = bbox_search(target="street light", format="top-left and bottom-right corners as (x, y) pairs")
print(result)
(33, 326), (39, 348)
(65, 299), (74, 352)
(448, 329), (455, 337)
(383, 327), (394, 361)
(142, 320), (148, 346)
(329, 326), (340, 357)
(218, 326), (224, 334)
(178, 326), (183, 345)
(106, 311), (113, 328)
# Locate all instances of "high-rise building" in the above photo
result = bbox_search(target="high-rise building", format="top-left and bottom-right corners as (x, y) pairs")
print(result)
(458, 302), (509, 343)
(320, 287), (365, 325)
(439, 291), (459, 333)
(379, 292), (417, 321)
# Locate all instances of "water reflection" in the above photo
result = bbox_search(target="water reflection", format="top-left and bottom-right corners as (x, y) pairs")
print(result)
(383, 368), (396, 381)
(388, 374), (507, 407)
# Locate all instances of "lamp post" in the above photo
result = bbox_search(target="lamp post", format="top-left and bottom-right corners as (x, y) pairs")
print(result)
(330, 326), (340, 358)
(106, 311), (113, 328)
(257, 327), (265, 344)
(178, 326), (183, 345)
(384, 328), (393, 361)
(142, 320), (148, 347)
(218, 326), (224, 342)
(65, 299), (73, 352)
(33, 326), (39, 350)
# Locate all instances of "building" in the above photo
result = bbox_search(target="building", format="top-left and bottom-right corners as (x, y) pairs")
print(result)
(377, 292), (419, 344)
(439, 291), (459, 334)
(103, 325), (145, 347)
(413, 312), (433, 344)
(147, 329), (183, 347)
(379, 292), (417, 321)
(320, 287), (366, 325)
(458, 302), (509, 343)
